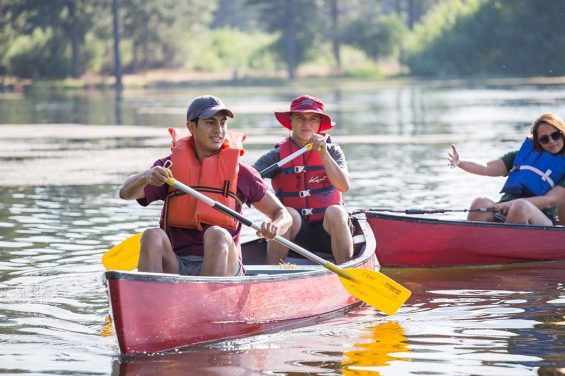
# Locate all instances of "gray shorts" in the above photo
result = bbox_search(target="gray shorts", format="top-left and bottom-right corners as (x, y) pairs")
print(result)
(176, 254), (244, 276)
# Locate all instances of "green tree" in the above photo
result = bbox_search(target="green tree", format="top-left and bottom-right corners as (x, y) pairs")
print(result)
(0, 0), (106, 78)
(248, 0), (325, 79)
(342, 14), (406, 62)
(212, 0), (260, 31)
(120, 0), (216, 71)
(405, 0), (565, 77)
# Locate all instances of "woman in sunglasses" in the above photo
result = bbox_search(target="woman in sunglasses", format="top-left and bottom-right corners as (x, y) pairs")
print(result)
(448, 113), (565, 225)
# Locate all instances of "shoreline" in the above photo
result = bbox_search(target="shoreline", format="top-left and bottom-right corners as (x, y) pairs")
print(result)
(3, 71), (565, 92)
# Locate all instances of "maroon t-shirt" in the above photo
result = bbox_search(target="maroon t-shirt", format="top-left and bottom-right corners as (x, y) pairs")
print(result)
(137, 156), (269, 257)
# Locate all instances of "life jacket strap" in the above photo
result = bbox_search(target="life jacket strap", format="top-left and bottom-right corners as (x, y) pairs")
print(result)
(166, 186), (242, 205)
(280, 165), (325, 175)
(513, 165), (555, 187)
(301, 207), (327, 216)
(277, 186), (335, 198)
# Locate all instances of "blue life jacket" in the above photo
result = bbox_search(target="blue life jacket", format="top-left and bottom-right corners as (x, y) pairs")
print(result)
(500, 138), (565, 197)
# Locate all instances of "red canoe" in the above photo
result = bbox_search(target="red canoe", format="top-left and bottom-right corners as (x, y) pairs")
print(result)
(365, 211), (565, 267)
(103, 214), (376, 356)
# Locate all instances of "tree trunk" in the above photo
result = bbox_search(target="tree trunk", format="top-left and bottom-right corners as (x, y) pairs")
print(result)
(68, 3), (81, 78)
(112, 0), (123, 90)
(285, 0), (296, 79)
(407, 0), (416, 30)
(330, 0), (340, 71)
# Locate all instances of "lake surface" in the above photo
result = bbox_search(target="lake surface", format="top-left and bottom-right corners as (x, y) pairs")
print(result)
(1, 79), (564, 375)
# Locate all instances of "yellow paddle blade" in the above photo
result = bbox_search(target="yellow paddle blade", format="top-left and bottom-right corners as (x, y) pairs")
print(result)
(101, 233), (142, 270)
(338, 268), (411, 316)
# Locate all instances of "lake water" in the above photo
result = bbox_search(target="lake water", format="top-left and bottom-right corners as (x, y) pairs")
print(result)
(0, 79), (564, 375)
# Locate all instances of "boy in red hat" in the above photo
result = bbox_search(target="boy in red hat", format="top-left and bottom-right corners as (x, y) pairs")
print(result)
(253, 95), (353, 265)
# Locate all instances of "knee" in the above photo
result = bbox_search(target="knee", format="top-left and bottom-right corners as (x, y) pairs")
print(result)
(141, 228), (168, 245)
(324, 205), (348, 223)
(507, 199), (530, 214)
(287, 207), (302, 236)
(203, 226), (235, 256)
(470, 197), (493, 209)
(204, 226), (232, 243)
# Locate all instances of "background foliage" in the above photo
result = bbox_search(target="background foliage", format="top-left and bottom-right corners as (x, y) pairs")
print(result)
(0, 0), (563, 82)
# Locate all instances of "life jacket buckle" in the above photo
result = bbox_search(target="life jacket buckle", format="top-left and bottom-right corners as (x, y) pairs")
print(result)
(294, 166), (305, 173)
(301, 208), (313, 216)
(542, 168), (552, 181)
(298, 190), (311, 197)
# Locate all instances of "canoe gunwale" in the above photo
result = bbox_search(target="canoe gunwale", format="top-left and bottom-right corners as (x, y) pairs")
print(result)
(364, 210), (565, 232)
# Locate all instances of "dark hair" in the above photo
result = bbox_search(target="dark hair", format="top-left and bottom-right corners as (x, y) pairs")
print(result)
(530, 113), (565, 151)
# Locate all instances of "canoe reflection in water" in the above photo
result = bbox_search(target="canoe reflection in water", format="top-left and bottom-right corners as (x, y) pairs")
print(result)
(111, 320), (411, 375)
(110, 262), (564, 375)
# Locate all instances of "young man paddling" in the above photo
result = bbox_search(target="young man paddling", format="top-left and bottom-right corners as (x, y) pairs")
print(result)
(253, 95), (354, 265)
(119, 95), (292, 276)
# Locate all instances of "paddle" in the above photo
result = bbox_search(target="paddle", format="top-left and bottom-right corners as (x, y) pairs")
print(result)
(102, 144), (313, 271)
(167, 176), (411, 316)
(366, 207), (498, 215)
(102, 233), (141, 271)
(259, 143), (312, 178)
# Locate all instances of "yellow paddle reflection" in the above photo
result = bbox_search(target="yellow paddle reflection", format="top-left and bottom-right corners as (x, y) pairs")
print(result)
(341, 322), (410, 375)
(101, 315), (115, 337)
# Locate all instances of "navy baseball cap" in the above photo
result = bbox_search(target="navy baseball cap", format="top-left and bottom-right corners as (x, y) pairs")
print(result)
(186, 95), (234, 121)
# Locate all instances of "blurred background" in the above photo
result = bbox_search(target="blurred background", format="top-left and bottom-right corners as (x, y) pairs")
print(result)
(1, 0), (564, 87)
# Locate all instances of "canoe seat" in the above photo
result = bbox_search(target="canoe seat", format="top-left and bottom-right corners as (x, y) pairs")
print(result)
(242, 217), (366, 266)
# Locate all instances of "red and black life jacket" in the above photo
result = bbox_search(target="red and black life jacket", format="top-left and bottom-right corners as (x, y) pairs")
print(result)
(271, 138), (342, 222)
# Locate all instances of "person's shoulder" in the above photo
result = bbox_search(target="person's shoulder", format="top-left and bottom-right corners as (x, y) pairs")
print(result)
(237, 162), (269, 203)
(327, 142), (343, 151)
(262, 147), (280, 158)
(327, 142), (346, 158)
(251, 147), (280, 172)
(239, 162), (264, 180)
(499, 150), (517, 171)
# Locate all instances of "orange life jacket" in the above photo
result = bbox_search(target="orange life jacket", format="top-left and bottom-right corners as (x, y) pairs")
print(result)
(271, 138), (342, 222)
(163, 128), (245, 231)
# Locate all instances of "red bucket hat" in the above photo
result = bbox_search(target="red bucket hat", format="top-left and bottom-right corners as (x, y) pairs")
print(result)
(275, 95), (335, 132)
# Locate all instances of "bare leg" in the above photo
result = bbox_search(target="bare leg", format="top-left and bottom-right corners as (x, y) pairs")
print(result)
(323, 205), (353, 265)
(138, 228), (179, 273)
(505, 199), (553, 225)
(467, 197), (497, 221)
(267, 208), (301, 265)
(200, 226), (240, 276)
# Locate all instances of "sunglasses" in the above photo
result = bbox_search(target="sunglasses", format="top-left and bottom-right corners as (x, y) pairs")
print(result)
(538, 131), (562, 145)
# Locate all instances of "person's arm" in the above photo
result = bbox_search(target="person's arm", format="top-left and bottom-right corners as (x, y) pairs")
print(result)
(119, 165), (171, 200)
(251, 148), (280, 179)
(448, 144), (508, 177)
(251, 190), (293, 240)
(310, 135), (350, 192)
(523, 186), (565, 210)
